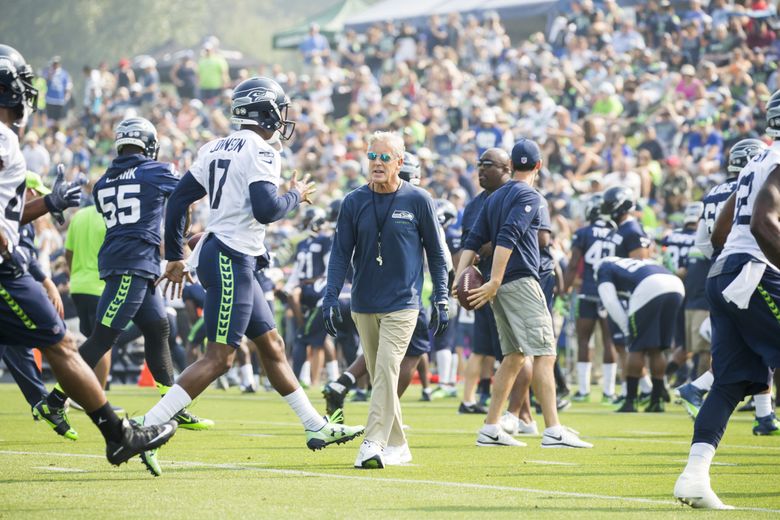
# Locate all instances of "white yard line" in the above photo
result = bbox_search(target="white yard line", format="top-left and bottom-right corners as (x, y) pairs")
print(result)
(32, 466), (87, 473)
(2, 449), (779, 513)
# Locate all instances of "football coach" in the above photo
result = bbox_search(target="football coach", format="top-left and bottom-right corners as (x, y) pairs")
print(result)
(323, 131), (449, 468)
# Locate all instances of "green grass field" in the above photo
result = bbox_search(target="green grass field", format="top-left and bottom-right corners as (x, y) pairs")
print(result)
(1, 383), (778, 519)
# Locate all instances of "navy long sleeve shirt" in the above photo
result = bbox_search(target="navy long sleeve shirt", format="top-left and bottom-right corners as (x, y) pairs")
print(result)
(462, 180), (542, 284)
(324, 181), (448, 313)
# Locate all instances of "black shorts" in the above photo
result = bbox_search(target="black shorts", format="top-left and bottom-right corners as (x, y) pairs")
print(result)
(628, 292), (684, 352)
(576, 297), (600, 321)
(0, 273), (66, 348)
(406, 309), (431, 357)
(71, 293), (100, 337)
(473, 304), (502, 361)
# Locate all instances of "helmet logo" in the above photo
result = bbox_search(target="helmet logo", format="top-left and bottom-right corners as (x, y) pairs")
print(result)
(248, 89), (275, 102)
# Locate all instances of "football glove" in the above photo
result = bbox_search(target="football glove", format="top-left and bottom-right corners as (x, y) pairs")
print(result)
(429, 301), (449, 337)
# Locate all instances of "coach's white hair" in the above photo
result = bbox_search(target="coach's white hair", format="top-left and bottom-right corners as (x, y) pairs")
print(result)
(367, 131), (405, 158)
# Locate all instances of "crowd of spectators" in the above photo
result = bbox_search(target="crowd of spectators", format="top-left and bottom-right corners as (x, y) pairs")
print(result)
(18, 0), (780, 334)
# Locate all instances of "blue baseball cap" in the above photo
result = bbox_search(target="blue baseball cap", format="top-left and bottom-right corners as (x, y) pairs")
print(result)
(511, 138), (541, 171)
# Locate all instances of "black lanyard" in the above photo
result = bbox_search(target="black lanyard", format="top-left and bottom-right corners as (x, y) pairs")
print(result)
(371, 182), (401, 266)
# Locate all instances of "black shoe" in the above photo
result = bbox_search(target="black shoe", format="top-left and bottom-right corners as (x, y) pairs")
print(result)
(323, 381), (347, 418)
(458, 402), (488, 414)
(616, 400), (638, 413)
(106, 418), (177, 466)
(738, 396), (755, 412)
(32, 400), (78, 440)
(644, 400), (666, 413)
(557, 387), (570, 399)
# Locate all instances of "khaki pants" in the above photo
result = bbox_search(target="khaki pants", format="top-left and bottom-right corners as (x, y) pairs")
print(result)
(352, 309), (418, 448)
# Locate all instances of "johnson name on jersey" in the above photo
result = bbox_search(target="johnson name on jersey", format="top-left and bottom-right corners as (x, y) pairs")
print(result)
(190, 129), (282, 257)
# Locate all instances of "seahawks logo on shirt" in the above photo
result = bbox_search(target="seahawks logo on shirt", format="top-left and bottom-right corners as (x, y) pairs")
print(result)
(392, 210), (414, 221)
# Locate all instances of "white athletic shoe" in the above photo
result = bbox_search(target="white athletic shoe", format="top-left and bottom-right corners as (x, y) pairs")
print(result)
(384, 443), (412, 465)
(674, 471), (734, 509)
(354, 440), (384, 469)
(499, 412), (519, 435)
(517, 418), (539, 435)
(541, 427), (593, 448)
(476, 426), (527, 447)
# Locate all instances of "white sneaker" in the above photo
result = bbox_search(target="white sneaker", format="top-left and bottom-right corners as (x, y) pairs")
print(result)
(517, 418), (539, 435)
(476, 426), (527, 447)
(354, 440), (384, 469)
(384, 443), (412, 465)
(541, 427), (593, 448)
(674, 471), (734, 509)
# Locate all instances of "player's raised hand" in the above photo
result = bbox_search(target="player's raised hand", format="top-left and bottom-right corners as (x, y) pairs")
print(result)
(289, 170), (316, 204)
(155, 260), (193, 300)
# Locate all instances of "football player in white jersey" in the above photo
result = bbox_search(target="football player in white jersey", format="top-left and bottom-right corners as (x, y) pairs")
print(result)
(150, 77), (365, 453)
(675, 91), (780, 509)
(0, 44), (177, 465)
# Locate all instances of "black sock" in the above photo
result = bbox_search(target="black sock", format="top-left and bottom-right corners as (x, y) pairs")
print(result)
(651, 378), (665, 402)
(626, 377), (639, 402)
(665, 361), (680, 376)
(87, 402), (123, 443)
(138, 319), (175, 388)
(478, 378), (491, 396)
(337, 373), (355, 390)
(47, 387), (69, 408)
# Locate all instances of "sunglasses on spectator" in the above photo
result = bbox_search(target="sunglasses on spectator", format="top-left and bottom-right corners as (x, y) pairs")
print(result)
(367, 152), (394, 162)
(477, 159), (496, 168)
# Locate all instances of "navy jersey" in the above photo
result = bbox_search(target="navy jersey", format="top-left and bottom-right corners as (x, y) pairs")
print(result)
(182, 280), (206, 310)
(93, 154), (178, 279)
(660, 228), (696, 272)
(684, 248), (710, 310)
(444, 226), (461, 255)
(461, 190), (491, 277)
(608, 218), (651, 258)
(463, 180), (541, 283)
(570, 219), (614, 296)
(538, 199), (554, 276)
(292, 233), (332, 281)
(701, 177), (738, 258)
(596, 257), (670, 294)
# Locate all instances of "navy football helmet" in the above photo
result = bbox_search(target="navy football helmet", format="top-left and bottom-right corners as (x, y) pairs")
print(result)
(328, 198), (342, 222)
(302, 206), (327, 232)
(766, 89), (780, 138)
(601, 186), (635, 220)
(399, 152), (421, 185)
(585, 193), (604, 223)
(727, 138), (767, 173)
(434, 199), (457, 228)
(114, 117), (159, 159)
(231, 77), (295, 140)
(0, 44), (38, 122)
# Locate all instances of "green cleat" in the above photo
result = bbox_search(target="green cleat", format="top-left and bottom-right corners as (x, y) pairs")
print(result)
(306, 410), (364, 451)
(33, 400), (78, 440)
(132, 417), (163, 477)
(173, 408), (215, 431)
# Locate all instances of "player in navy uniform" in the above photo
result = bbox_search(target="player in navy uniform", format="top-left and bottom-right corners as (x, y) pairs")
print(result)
(459, 139), (591, 448)
(601, 186), (654, 403)
(675, 92), (780, 509)
(457, 148), (511, 416)
(0, 44), (177, 466)
(564, 193), (619, 403)
(659, 202), (700, 386)
(676, 138), (768, 418)
(152, 77), (364, 455)
(595, 257), (685, 413)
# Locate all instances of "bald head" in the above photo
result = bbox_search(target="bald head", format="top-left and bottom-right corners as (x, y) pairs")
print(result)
(477, 147), (511, 192)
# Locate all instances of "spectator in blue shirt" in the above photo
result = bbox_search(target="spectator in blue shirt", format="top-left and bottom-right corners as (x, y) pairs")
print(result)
(299, 23), (331, 65)
(44, 56), (72, 125)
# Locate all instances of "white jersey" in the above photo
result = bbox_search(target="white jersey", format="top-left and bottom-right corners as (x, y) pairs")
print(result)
(190, 129), (282, 256)
(721, 140), (780, 269)
(0, 122), (28, 248)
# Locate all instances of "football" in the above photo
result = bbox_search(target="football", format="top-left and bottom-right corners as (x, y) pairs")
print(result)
(187, 232), (204, 250)
(456, 265), (484, 311)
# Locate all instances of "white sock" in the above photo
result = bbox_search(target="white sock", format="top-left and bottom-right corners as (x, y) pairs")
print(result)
(684, 442), (715, 475)
(639, 374), (652, 394)
(602, 363), (617, 396)
(481, 422), (500, 434)
(240, 364), (254, 388)
(621, 383), (627, 397)
(755, 393), (773, 418)
(283, 387), (326, 431)
(544, 424), (563, 436)
(144, 384), (192, 426)
(299, 361), (311, 386)
(577, 362), (592, 395)
(691, 371), (714, 391)
(450, 355), (459, 385)
(436, 350), (453, 386)
(326, 361), (339, 382)
(344, 371), (357, 386)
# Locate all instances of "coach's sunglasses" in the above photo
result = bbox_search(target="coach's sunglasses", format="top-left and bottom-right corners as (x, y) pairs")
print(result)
(367, 152), (394, 162)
